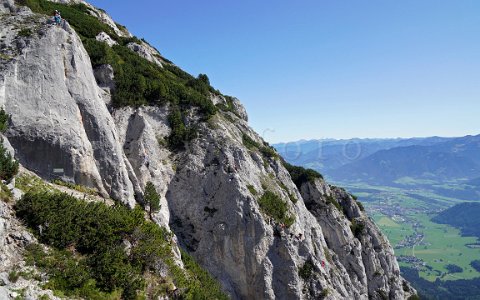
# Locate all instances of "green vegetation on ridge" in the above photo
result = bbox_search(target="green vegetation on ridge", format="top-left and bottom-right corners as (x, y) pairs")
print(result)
(15, 190), (228, 299)
(0, 140), (18, 182)
(242, 133), (278, 159)
(283, 161), (323, 189)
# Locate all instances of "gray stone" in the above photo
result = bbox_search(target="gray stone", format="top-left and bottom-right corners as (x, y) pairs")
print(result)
(127, 42), (163, 67)
(95, 31), (117, 47)
(94, 64), (115, 91)
(230, 96), (248, 121)
(1, 134), (14, 157)
(0, 0), (15, 14)
(1, 16), (136, 206)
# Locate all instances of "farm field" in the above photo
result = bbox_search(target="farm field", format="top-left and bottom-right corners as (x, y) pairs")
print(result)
(372, 212), (480, 281)
(336, 181), (480, 282)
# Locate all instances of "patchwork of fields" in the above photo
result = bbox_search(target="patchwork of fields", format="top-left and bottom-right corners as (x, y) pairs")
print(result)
(338, 182), (480, 282)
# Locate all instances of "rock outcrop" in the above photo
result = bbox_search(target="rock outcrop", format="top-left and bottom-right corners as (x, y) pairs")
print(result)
(301, 179), (411, 299)
(0, 1), (416, 299)
(1, 9), (138, 207)
(127, 42), (164, 67)
(0, 0), (14, 13)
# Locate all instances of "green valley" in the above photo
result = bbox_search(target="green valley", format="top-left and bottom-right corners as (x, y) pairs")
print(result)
(337, 181), (480, 299)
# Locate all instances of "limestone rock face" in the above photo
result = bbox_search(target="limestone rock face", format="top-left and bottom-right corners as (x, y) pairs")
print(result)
(93, 64), (115, 91)
(95, 31), (117, 47)
(0, 9), (136, 206)
(230, 96), (248, 121)
(113, 106), (174, 228)
(127, 42), (164, 67)
(0, 0), (14, 13)
(1, 134), (14, 157)
(0, 1), (416, 299)
(300, 179), (415, 299)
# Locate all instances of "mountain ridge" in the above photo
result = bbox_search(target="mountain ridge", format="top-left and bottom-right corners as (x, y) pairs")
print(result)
(275, 135), (480, 186)
(0, 1), (416, 299)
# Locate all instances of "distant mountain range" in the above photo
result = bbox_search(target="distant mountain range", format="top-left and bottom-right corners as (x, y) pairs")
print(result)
(468, 177), (480, 187)
(274, 136), (452, 172)
(274, 135), (480, 187)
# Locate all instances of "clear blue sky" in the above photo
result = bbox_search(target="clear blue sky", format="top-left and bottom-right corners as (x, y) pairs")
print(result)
(89, 0), (479, 143)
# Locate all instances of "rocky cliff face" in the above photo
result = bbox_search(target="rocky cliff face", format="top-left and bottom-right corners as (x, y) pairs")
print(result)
(0, 1), (415, 299)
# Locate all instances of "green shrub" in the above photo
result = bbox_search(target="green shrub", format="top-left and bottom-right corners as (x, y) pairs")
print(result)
(0, 110), (17, 182)
(176, 249), (228, 300)
(0, 108), (8, 133)
(471, 260), (480, 272)
(186, 74), (213, 96)
(377, 289), (388, 300)
(247, 185), (257, 196)
(350, 219), (365, 238)
(18, 28), (32, 37)
(325, 195), (342, 211)
(407, 295), (421, 300)
(8, 269), (20, 283)
(258, 191), (295, 227)
(259, 144), (278, 159)
(144, 181), (160, 218)
(167, 107), (197, 150)
(0, 182), (12, 202)
(24, 244), (123, 299)
(282, 162), (322, 189)
(15, 191), (227, 299)
(320, 288), (329, 298)
(51, 179), (98, 195)
(242, 133), (259, 150)
(0, 138), (19, 182)
(298, 260), (314, 280)
(278, 181), (297, 204)
(356, 201), (365, 212)
(15, 174), (49, 193)
(242, 134), (278, 159)
(402, 280), (410, 292)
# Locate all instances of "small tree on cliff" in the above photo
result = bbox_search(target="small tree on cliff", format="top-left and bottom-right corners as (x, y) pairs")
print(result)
(144, 181), (160, 218)
(0, 108), (9, 133)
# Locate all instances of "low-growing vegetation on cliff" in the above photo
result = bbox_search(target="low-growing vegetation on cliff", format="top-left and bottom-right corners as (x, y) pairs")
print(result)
(0, 108), (9, 133)
(258, 191), (295, 227)
(0, 141), (18, 182)
(15, 191), (227, 300)
(282, 161), (323, 189)
(298, 259), (315, 280)
(0, 109), (18, 182)
(242, 133), (278, 159)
